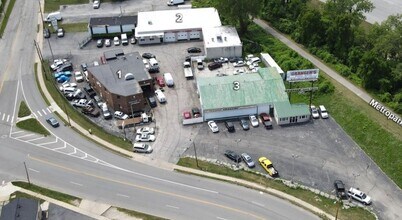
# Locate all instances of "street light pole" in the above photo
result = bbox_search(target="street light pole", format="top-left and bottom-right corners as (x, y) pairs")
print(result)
(23, 162), (31, 186)
(291, 154), (299, 183)
(122, 121), (126, 141)
(193, 142), (200, 169)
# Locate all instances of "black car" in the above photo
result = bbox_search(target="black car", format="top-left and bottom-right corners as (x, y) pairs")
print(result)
(83, 86), (96, 98)
(96, 39), (104, 48)
(225, 121), (235, 132)
(262, 120), (273, 129)
(224, 150), (241, 163)
(208, 62), (222, 71)
(46, 117), (60, 128)
(187, 47), (202, 53)
(142, 53), (156, 59)
(240, 119), (250, 130)
(43, 28), (51, 38)
(185, 55), (196, 62)
(81, 63), (88, 71)
(148, 66), (160, 73)
(148, 96), (157, 108)
(56, 62), (73, 72)
(192, 107), (201, 118)
(334, 180), (348, 200)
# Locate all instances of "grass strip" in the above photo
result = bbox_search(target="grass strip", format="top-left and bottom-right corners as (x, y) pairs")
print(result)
(116, 207), (168, 220)
(18, 101), (31, 118)
(61, 22), (88, 33)
(177, 158), (375, 220)
(13, 181), (80, 205)
(16, 118), (50, 136)
(0, 0), (16, 37)
(44, 0), (88, 12)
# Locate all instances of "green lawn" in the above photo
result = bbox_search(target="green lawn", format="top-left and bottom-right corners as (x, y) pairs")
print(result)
(45, 0), (88, 12)
(61, 22), (88, 33)
(16, 118), (50, 136)
(116, 207), (168, 220)
(177, 158), (375, 220)
(18, 101), (31, 118)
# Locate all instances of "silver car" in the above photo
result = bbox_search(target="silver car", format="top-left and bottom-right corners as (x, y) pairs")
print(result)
(241, 153), (255, 168)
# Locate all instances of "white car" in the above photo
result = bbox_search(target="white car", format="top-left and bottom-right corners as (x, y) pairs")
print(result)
(71, 99), (88, 108)
(249, 115), (259, 127)
(233, 69), (245, 75)
(347, 187), (371, 205)
(114, 111), (129, 120)
(136, 127), (155, 135)
(74, 71), (84, 82)
(207, 121), (219, 133)
(50, 59), (64, 70)
(135, 133), (156, 142)
(310, 105), (320, 119)
(233, 61), (245, 67)
(319, 105), (329, 119)
(105, 39), (111, 47)
(93, 0), (100, 9)
(59, 82), (77, 91)
(113, 36), (120, 46)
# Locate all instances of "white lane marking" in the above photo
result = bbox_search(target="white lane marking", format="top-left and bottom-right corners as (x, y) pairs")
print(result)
(42, 109), (47, 115)
(251, 201), (265, 207)
(166, 205), (179, 209)
(116, 194), (130, 198)
(53, 142), (66, 150)
(2, 113), (5, 121)
(26, 136), (45, 142)
(11, 130), (24, 134)
(11, 116), (14, 123)
(16, 134), (35, 139)
(37, 138), (58, 146)
(32, 112), (37, 118)
(47, 108), (51, 113)
(37, 111), (42, 117)
(217, 217), (228, 220)
(70, 181), (83, 186)
(67, 147), (77, 155)
(28, 168), (40, 173)
(6, 115), (10, 122)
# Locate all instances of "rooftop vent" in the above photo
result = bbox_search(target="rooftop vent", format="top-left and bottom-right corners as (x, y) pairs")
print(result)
(224, 36), (227, 41)
(125, 73), (134, 81)
(217, 35), (222, 42)
(116, 70), (122, 79)
(148, 21), (152, 25)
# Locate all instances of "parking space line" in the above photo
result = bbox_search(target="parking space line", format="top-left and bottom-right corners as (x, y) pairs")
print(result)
(37, 111), (42, 117)
(166, 204), (179, 209)
(2, 113), (4, 121)
(32, 112), (37, 118)
(27, 136), (45, 142)
(47, 108), (52, 113)
(15, 133), (35, 139)
(70, 181), (83, 186)
(11, 116), (14, 123)
(28, 168), (40, 173)
(53, 142), (67, 150)
(116, 194), (130, 198)
(42, 109), (47, 115)
(216, 217), (228, 220)
(11, 130), (24, 134)
(6, 115), (10, 122)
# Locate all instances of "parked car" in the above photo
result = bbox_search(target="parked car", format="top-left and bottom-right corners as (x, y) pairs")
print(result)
(136, 127), (155, 135)
(96, 39), (104, 48)
(135, 133), (156, 142)
(260, 113), (273, 129)
(249, 115), (259, 127)
(207, 121), (219, 133)
(208, 62), (222, 71)
(114, 111), (129, 120)
(311, 105), (320, 119)
(81, 63), (88, 71)
(71, 99), (88, 108)
(224, 150), (241, 163)
(104, 39), (111, 47)
(56, 63), (73, 72)
(154, 89), (166, 103)
(50, 59), (64, 70)
(259, 157), (279, 177)
(241, 153), (255, 168)
(233, 60), (246, 67)
(347, 187), (371, 205)
(74, 71), (84, 82)
(113, 36), (120, 46)
(225, 121), (235, 132)
(46, 117), (59, 128)
(93, 0), (100, 9)
(319, 105), (329, 119)
(133, 143), (153, 153)
(57, 28), (64, 37)
(156, 76), (165, 87)
(233, 69), (245, 75)
(147, 96), (157, 108)
(183, 111), (191, 119)
(43, 28), (50, 38)
(142, 53), (156, 59)
(81, 106), (100, 117)
(130, 37), (137, 44)
(187, 47), (202, 53)
(214, 57), (229, 63)
(334, 180), (348, 200)
(192, 107), (201, 118)
(240, 119), (250, 130)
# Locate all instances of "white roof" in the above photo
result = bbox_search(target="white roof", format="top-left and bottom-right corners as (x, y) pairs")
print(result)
(260, 53), (284, 74)
(203, 26), (242, 48)
(136, 8), (221, 37)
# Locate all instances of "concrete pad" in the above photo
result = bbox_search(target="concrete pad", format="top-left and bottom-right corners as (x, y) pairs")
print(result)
(79, 199), (111, 216)
(0, 182), (19, 202)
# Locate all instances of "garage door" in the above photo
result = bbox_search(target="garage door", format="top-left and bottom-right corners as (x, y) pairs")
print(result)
(164, 32), (176, 42)
(177, 32), (188, 41)
(189, 31), (201, 39)
(204, 106), (257, 121)
(257, 104), (271, 114)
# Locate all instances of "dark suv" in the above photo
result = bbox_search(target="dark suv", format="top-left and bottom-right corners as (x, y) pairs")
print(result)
(224, 150), (241, 163)
(334, 180), (348, 200)
(225, 121), (235, 132)
(208, 62), (222, 71)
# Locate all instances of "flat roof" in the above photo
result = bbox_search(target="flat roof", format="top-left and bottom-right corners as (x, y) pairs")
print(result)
(88, 51), (151, 96)
(89, 16), (137, 26)
(261, 53), (284, 74)
(136, 8), (221, 36)
(0, 198), (38, 220)
(198, 67), (289, 110)
(274, 102), (310, 117)
(203, 26), (242, 48)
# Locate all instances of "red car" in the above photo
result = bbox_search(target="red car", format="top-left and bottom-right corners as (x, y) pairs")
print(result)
(259, 113), (271, 121)
(183, 111), (191, 119)
(156, 76), (165, 87)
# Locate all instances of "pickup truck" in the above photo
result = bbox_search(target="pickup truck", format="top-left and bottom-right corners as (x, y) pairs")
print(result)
(81, 106), (100, 117)
(183, 61), (194, 79)
(259, 157), (279, 177)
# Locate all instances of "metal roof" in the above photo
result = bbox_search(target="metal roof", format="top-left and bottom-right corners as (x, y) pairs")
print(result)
(89, 16), (137, 26)
(0, 198), (38, 220)
(88, 51), (150, 96)
(274, 101), (310, 117)
(197, 68), (289, 110)
(203, 26), (242, 48)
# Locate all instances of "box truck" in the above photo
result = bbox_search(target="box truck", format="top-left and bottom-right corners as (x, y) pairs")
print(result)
(45, 12), (62, 22)
(163, 73), (174, 87)
(167, 0), (184, 6)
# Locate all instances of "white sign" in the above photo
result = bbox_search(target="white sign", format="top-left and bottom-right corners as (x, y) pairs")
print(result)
(286, 69), (319, 82)
(369, 99), (402, 126)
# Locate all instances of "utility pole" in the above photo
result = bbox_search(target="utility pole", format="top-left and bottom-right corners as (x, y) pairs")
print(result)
(33, 40), (48, 80)
(291, 154), (299, 183)
(62, 101), (71, 126)
(122, 121), (126, 141)
(23, 162), (31, 186)
(193, 142), (200, 169)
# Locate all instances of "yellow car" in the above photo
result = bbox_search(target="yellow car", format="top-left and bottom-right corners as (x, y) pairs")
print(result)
(259, 157), (279, 177)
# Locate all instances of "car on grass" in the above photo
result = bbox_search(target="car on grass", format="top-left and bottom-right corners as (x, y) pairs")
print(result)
(241, 153), (255, 168)
(207, 121), (219, 133)
(43, 28), (50, 38)
(46, 117), (59, 128)
(347, 187), (371, 205)
(249, 115), (259, 127)
(319, 105), (329, 119)
(135, 133), (156, 142)
(104, 39), (111, 47)
(57, 28), (64, 37)
(114, 111), (129, 120)
(136, 127), (155, 135)
(187, 47), (201, 53)
(240, 119), (250, 130)
(142, 53), (156, 59)
(311, 105), (320, 119)
(133, 143), (153, 153)
(224, 150), (241, 163)
(334, 180), (348, 200)
(93, 0), (100, 9)
(96, 39), (104, 48)
(259, 157), (278, 177)
(183, 111), (191, 119)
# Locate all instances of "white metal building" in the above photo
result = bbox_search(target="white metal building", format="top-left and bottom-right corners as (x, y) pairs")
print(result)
(261, 53), (285, 78)
(135, 8), (222, 44)
(88, 16), (137, 37)
(203, 26), (242, 59)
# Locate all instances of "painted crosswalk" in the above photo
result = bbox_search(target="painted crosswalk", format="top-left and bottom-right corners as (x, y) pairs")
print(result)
(32, 107), (54, 118)
(0, 112), (14, 123)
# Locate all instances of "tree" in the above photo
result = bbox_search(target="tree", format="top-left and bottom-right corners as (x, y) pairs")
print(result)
(295, 8), (325, 47)
(323, 0), (374, 26)
(358, 51), (391, 91)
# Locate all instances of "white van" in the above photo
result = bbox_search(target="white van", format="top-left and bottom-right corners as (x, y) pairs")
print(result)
(246, 57), (260, 66)
(45, 12), (62, 22)
(155, 89), (166, 103)
(149, 58), (159, 67)
(133, 143), (153, 153)
(121, 33), (128, 45)
(163, 72), (174, 87)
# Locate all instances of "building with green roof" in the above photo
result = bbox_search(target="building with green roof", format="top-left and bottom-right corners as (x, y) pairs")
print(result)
(197, 67), (311, 125)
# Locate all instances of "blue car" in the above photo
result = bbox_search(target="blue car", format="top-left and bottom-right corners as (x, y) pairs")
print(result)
(57, 75), (70, 83)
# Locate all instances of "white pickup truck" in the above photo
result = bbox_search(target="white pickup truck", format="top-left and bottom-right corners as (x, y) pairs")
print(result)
(183, 61), (194, 79)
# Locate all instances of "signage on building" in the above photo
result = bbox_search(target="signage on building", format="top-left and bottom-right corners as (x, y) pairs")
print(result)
(286, 69), (319, 82)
